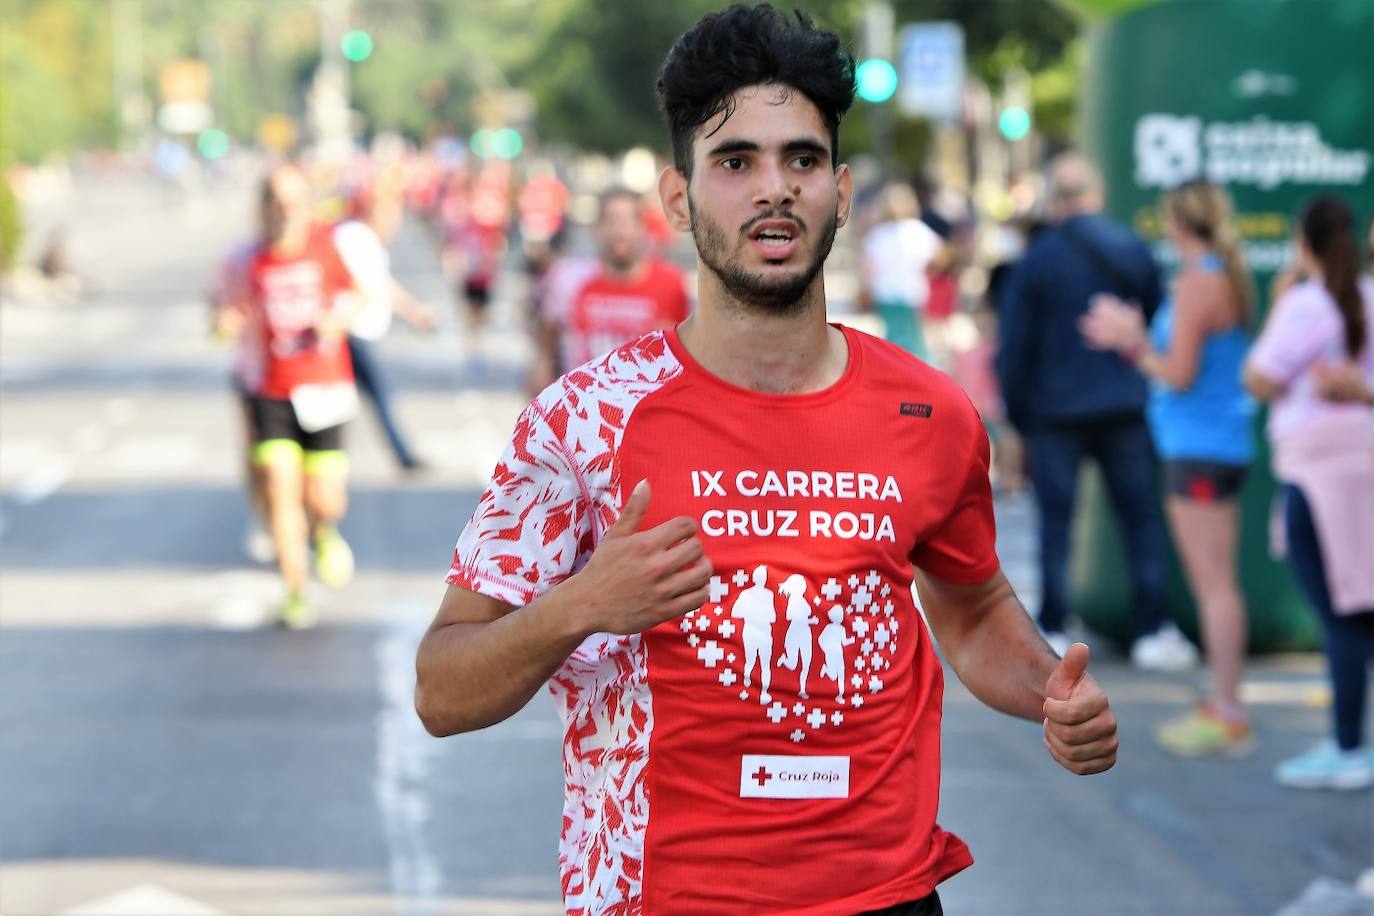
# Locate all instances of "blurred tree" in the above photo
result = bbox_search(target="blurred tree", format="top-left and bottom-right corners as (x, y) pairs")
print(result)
(513, 0), (862, 155)
(0, 78), (21, 271)
(506, 0), (1077, 157)
(0, 0), (1079, 165)
(1, 0), (119, 164)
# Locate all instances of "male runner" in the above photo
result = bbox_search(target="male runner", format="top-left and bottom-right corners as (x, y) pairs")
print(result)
(243, 163), (359, 627)
(417, 6), (1117, 913)
(530, 187), (690, 392)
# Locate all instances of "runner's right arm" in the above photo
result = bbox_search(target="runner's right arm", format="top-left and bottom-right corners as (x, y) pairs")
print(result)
(415, 482), (712, 737)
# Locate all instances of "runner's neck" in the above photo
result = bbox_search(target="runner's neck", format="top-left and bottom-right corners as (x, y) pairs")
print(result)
(600, 255), (650, 284)
(678, 276), (848, 395)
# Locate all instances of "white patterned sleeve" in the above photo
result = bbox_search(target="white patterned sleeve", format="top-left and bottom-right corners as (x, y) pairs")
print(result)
(446, 398), (596, 606)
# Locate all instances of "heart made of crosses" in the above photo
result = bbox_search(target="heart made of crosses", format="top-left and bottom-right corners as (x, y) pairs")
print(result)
(683, 566), (902, 743)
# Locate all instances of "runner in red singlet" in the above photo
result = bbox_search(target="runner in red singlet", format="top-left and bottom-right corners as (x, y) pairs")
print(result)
(416, 7), (1118, 913)
(243, 163), (360, 628)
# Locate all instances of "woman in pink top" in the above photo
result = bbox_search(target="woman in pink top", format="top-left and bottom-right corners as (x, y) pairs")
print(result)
(1244, 197), (1374, 791)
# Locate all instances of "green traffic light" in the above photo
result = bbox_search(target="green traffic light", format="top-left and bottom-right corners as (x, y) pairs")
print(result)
(491, 128), (523, 159)
(341, 30), (373, 63)
(197, 128), (229, 160)
(856, 58), (898, 104)
(471, 127), (523, 159)
(998, 106), (1031, 141)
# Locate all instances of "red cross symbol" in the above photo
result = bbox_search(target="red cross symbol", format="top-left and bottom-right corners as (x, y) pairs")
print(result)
(751, 766), (773, 786)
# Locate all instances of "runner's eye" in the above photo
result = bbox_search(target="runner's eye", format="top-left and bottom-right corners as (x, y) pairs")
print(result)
(721, 158), (746, 172)
(792, 155), (816, 169)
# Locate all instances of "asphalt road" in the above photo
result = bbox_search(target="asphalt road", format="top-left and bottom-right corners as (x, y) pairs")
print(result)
(0, 165), (1369, 916)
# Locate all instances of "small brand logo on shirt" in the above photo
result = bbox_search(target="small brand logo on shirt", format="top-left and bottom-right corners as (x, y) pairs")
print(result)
(740, 755), (850, 799)
(899, 402), (933, 418)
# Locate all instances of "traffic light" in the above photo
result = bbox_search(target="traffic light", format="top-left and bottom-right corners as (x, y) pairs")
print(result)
(341, 30), (373, 63)
(998, 105), (1031, 141)
(197, 128), (229, 160)
(855, 58), (898, 104)
(470, 128), (523, 160)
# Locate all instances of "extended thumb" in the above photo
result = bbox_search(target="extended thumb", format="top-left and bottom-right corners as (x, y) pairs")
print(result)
(608, 479), (650, 537)
(1046, 642), (1090, 701)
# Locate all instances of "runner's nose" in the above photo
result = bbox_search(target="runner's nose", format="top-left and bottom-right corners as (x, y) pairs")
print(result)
(752, 160), (797, 213)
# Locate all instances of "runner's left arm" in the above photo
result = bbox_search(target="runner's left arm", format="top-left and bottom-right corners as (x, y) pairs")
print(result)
(916, 568), (1054, 720)
(918, 568), (1118, 775)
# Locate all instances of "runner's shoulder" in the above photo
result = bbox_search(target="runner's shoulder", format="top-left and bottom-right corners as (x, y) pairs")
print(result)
(530, 329), (684, 427)
(848, 324), (983, 429)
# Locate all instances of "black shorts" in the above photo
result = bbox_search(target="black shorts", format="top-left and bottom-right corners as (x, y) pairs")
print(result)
(464, 278), (492, 307)
(1163, 459), (1248, 503)
(249, 396), (345, 453)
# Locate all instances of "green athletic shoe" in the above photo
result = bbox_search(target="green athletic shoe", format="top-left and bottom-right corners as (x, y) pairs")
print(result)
(314, 527), (354, 588)
(278, 591), (318, 630)
(1156, 706), (1254, 758)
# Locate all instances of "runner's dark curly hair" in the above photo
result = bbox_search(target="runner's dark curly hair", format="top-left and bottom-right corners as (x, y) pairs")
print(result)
(656, 4), (856, 178)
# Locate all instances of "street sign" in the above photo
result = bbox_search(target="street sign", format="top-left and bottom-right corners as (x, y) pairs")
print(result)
(897, 22), (964, 122)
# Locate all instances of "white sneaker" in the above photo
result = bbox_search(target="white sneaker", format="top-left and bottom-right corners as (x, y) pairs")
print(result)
(244, 521), (275, 564)
(1275, 739), (1374, 791)
(1041, 630), (1073, 657)
(1130, 623), (1199, 672)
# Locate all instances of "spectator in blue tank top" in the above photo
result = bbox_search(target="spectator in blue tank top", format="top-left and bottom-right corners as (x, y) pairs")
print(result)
(1081, 179), (1256, 758)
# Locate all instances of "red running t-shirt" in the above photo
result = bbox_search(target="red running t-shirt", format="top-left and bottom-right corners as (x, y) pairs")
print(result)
(246, 226), (356, 400)
(555, 259), (690, 370)
(447, 326), (998, 915)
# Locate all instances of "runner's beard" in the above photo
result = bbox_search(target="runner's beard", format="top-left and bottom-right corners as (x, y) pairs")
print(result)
(690, 199), (837, 315)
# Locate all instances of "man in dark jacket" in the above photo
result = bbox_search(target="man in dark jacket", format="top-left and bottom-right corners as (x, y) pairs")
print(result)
(997, 153), (1195, 670)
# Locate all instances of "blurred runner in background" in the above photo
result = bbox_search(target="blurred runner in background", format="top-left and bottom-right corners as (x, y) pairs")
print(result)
(442, 161), (512, 350)
(240, 163), (360, 628)
(528, 188), (690, 393)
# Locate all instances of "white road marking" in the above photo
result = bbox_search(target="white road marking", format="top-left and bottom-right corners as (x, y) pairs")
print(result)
(112, 435), (200, 473)
(61, 883), (225, 915)
(0, 437), (49, 473)
(104, 397), (136, 426)
(375, 614), (443, 911)
(12, 459), (69, 504)
(73, 422), (107, 453)
(1274, 877), (1374, 916)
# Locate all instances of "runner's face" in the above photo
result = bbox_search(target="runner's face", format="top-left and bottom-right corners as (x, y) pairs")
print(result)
(597, 195), (646, 271)
(684, 85), (851, 313)
(262, 169), (313, 244)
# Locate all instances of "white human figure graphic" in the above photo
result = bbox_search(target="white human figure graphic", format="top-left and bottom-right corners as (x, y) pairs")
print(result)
(775, 573), (819, 699)
(817, 605), (855, 704)
(730, 565), (776, 703)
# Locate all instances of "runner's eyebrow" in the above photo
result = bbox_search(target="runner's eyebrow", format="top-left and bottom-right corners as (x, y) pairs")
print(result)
(705, 138), (830, 160)
(781, 139), (830, 160)
(707, 139), (760, 157)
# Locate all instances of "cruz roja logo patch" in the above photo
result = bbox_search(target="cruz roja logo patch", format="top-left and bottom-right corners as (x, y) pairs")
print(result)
(899, 402), (933, 418)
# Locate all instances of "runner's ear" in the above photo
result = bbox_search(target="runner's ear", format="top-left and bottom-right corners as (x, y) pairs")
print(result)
(658, 167), (692, 233)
